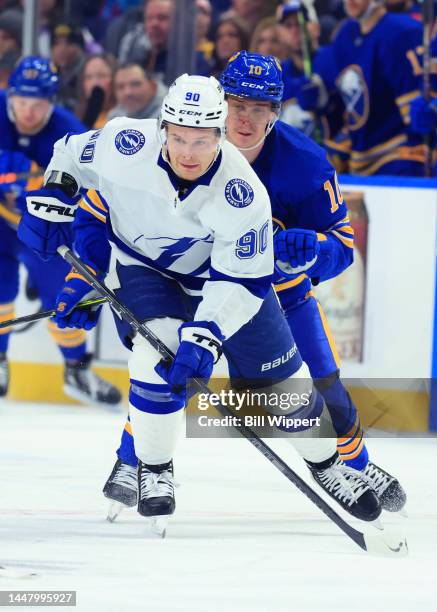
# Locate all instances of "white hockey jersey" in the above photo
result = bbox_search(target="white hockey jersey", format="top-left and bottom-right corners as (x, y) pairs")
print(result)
(45, 117), (274, 338)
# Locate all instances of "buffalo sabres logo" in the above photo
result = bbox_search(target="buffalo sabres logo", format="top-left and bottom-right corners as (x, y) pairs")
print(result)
(224, 178), (254, 208)
(336, 65), (369, 131)
(114, 129), (145, 155)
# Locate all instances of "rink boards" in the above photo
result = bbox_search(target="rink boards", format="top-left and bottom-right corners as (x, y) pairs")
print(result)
(6, 176), (437, 432)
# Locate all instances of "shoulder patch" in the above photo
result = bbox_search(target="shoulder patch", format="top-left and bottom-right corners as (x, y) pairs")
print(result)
(114, 129), (146, 155)
(224, 178), (254, 208)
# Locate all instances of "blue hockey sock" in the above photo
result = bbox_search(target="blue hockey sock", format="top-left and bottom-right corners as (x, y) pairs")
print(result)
(116, 416), (138, 467)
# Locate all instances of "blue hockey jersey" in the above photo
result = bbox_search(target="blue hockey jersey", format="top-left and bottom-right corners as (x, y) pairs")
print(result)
(252, 120), (354, 308)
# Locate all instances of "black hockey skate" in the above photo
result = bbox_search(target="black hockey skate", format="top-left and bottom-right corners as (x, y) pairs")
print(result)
(0, 354), (9, 397)
(363, 462), (407, 512)
(63, 353), (122, 407)
(138, 460), (175, 536)
(104, 459), (138, 522)
(307, 452), (381, 522)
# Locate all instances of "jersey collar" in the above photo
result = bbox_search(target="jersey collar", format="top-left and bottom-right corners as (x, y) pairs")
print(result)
(157, 150), (223, 200)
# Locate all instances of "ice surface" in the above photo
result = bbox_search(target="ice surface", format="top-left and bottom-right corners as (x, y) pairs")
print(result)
(0, 400), (436, 612)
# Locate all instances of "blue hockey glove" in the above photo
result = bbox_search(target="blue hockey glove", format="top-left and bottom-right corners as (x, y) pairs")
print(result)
(17, 188), (80, 261)
(274, 228), (320, 273)
(410, 96), (437, 134)
(53, 270), (102, 330)
(155, 321), (223, 400)
(296, 77), (320, 111)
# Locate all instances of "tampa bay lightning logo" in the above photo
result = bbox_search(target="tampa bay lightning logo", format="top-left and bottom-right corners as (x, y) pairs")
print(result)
(114, 129), (145, 155)
(336, 65), (369, 131)
(225, 178), (254, 208)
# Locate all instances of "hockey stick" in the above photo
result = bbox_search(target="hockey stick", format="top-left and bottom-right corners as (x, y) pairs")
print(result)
(297, 2), (322, 145)
(0, 297), (106, 330)
(58, 245), (407, 555)
(0, 170), (45, 185)
(421, 0), (435, 177)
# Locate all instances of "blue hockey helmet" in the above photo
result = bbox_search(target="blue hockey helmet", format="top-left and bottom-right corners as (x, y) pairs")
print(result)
(220, 51), (284, 106)
(8, 56), (59, 99)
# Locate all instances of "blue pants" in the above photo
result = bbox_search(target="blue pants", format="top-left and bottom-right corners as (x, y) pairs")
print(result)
(112, 262), (302, 382)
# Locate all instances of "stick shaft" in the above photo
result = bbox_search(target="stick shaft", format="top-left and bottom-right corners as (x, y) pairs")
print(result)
(0, 297), (106, 330)
(58, 245), (369, 551)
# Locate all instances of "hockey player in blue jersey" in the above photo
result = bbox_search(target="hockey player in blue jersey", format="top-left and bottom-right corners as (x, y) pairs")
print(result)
(0, 56), (121, 406)
(297, 0), (424, 175)
(18, 73), (382, 531)
(219, 51), (405, 509)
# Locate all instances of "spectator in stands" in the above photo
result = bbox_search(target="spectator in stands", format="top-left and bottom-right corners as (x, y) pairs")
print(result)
(116, 0), (210, 81)
(37, 0), (65, 57)
(250, 16), (287, 60)
(0, 9), (21, 88)
(5, 1), (67, 59)
(196, 0), (214, 62)
(107, 62), (167, 120)
(76, 54), (118, 128)
(104, 3), (143, 59)
(209, 16), (249, 77)
(51, 23), (86, 112)
(223, 0), (278, 32)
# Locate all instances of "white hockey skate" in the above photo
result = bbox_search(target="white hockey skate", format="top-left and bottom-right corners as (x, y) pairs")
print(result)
(137, 460), (175, 537)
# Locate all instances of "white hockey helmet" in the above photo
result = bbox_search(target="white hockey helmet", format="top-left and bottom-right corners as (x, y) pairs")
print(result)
(160, 74), (228, 130)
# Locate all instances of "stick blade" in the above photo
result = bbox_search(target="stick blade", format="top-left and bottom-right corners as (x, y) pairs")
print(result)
(363, 529), (408, 557)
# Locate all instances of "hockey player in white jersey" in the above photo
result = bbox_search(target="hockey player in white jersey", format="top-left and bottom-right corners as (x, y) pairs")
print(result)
(18, 75), (381, 532)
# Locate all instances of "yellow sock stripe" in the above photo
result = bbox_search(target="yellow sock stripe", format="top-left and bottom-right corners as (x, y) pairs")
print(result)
(337, 428), (363, 455)
(341, 415), (362, 440)
(0, 303), (15, 334)
(315, 298), (341, 369)
(338, 436), (365, 461)
(124, 420), (133, 435)
(47, 322), (86, 347)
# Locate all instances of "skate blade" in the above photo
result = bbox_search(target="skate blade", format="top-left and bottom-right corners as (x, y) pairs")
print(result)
(398, 507), (408, 518)
(63, 384), (123, 411)
(150, 516), (170, 538)
(363, 527), (408, 557)
(106, 501), (126, 523)
(0, 566), (38, 579)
